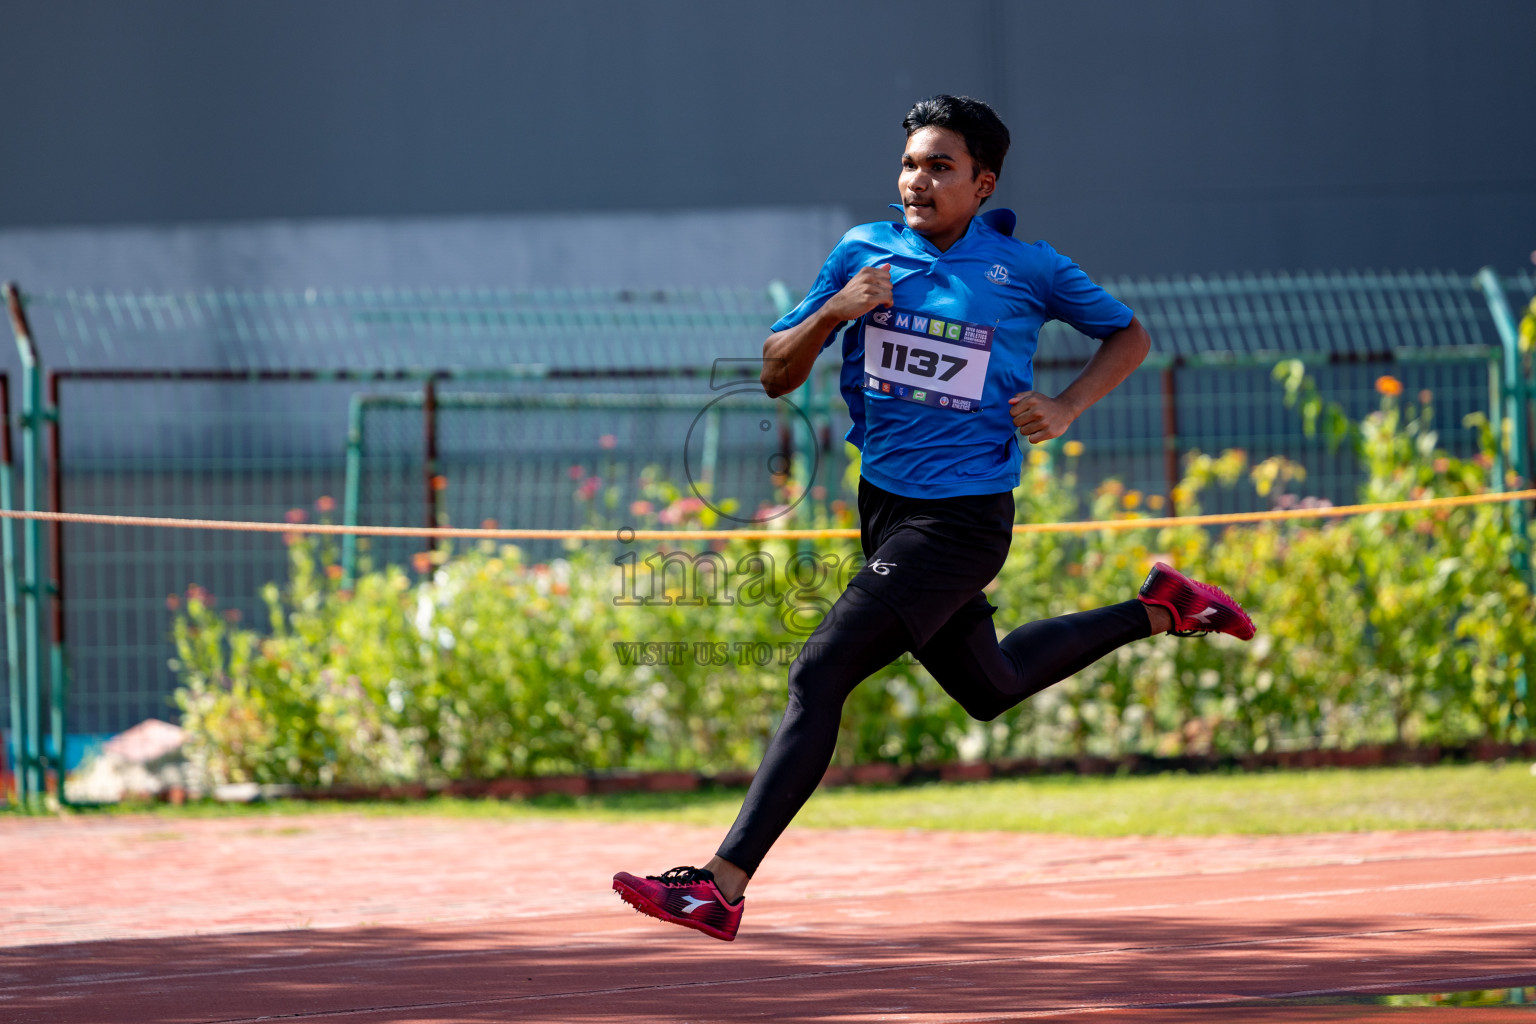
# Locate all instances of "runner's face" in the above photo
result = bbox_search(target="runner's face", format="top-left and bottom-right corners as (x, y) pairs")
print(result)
(899, 126), (995, 246)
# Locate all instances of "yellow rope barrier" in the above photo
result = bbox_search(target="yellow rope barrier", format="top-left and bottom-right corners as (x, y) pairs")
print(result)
(0, 489), (1530, 543)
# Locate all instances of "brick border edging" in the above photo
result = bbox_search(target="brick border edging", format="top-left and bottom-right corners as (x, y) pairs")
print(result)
(263, 740), (1536, 804)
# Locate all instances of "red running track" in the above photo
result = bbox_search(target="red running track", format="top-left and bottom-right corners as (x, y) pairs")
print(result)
(2, 814), (1534, 1022)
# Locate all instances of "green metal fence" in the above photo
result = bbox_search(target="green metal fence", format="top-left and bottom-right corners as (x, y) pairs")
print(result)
(1, 269), (1531, 808)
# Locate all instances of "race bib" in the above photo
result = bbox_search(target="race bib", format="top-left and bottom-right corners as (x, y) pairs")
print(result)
(862, 306), (993, 413)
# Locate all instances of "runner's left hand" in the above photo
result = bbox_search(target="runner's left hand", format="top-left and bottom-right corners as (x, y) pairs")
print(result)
(1009, 391), (1076, 444)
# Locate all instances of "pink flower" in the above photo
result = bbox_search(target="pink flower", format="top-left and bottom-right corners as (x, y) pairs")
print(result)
(630, 500), (654, 516)
(757, 503), (791, 523)
(598, 435), (618, 450)
(315, 496), (336, 513)
(567, 464), (587, 480)
(576, 477), (602, 501)
(284, 508), (307, 524)
(659, 496), (705, 524)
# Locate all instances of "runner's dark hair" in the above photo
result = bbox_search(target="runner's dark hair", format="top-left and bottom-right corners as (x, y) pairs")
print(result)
(902, 95), (1010, 180)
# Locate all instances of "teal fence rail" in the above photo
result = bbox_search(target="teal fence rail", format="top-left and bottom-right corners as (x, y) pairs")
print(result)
(0, 269), (1531, 806)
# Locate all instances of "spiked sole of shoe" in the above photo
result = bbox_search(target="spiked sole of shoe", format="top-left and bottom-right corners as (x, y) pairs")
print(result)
(612, 878), (738, 942)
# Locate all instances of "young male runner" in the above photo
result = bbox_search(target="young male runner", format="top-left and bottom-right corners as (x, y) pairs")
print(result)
(613, 95), (1253, 942)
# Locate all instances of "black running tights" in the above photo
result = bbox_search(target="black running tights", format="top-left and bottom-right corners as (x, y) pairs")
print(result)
(715, 588), (1152, 876)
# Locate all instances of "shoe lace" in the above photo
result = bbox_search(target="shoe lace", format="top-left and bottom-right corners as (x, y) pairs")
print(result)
(648, 865), (715, 885)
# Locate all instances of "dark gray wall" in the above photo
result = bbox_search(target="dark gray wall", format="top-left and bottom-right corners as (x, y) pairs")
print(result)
(2, 0), (1533, 276)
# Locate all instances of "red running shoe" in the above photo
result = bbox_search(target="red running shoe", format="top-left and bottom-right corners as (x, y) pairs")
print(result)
(1138, 562), (1255, 640)
(613, 866), (743, 941)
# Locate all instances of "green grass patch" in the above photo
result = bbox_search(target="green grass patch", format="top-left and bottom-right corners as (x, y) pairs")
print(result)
(30, 762), (1536, 836)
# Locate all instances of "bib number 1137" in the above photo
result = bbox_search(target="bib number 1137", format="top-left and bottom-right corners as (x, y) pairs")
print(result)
(863, 305), (993, 413)
(877, 340), (968, 382)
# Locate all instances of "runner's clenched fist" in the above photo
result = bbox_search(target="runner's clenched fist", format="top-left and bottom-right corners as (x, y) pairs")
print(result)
(824, 264), (893, 322)
(1009, 390), (1076, 444)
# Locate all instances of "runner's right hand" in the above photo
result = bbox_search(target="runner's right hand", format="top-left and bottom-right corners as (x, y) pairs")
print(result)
(825, 265), (893, 322)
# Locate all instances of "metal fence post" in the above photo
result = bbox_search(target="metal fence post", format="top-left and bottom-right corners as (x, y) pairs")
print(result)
(423, 376), (441, 547)
(45, 370), (68, 806)
(0, 372), (19, 805)
(1475, 268), (1533, 736)
(1475, 269), (1532, 575)
(340, 393), (366, 589)
(1159, 358), (1181, 514)
(5, 283), (48, 806)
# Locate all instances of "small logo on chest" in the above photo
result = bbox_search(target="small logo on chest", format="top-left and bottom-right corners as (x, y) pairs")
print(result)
(986, 264), (1009, 285)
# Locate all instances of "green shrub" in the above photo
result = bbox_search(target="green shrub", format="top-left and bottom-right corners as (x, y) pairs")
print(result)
(174, 366), (1534, 786)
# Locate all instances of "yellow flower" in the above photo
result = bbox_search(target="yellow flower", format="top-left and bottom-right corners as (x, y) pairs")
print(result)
(1028, 448), (1049, 467)
(1375, 375), (1403, 396)
(1122, 490), (1143, 510)
(1063, 440), (1085, 458)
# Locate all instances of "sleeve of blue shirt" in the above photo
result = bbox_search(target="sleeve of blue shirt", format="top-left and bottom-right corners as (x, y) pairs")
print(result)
(1043, 245), (1135, 339)
(769, 239), (852, 343)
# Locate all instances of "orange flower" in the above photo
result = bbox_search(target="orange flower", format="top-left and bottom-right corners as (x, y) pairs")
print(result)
(325, 564), (344, 580)
(315, 495), (336, 512)
(411, 552), (434, 574)
(431, 475), (448, 491)
(1375, 375), (1403, 396)
(630, 500), (654, 516)
(481, 518), (499, 530)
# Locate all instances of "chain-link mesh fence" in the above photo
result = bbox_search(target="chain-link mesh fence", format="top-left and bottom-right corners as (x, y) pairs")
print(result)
(0, 270), (1528, 759)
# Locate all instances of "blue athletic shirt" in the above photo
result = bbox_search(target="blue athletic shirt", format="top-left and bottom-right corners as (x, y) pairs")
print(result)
(771, 208), (1134, 499)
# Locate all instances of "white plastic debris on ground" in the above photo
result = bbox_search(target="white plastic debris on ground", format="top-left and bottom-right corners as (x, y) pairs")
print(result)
(65, 719), (189, 803)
